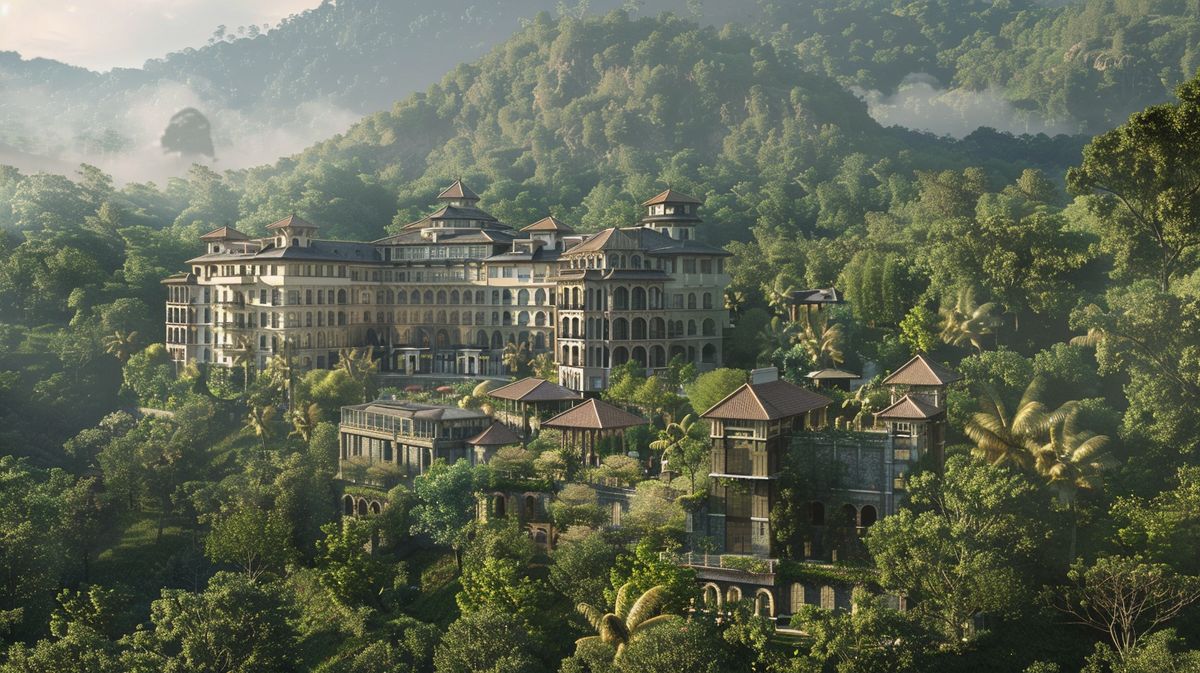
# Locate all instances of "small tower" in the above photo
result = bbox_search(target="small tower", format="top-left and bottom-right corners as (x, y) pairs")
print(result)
(199, 225), (249, 254)
(640, 188), (702, 240)
(875, 354), (961, 469)
(520, 216), (575, 251)
(436, 179), (481, 207)
(266, 214), (319, 249)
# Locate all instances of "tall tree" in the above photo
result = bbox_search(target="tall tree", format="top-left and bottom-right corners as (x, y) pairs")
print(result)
(1067, 73), (1200, 291)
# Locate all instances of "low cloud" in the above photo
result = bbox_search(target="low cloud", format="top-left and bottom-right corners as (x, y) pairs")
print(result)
(856, 73), (1077, 138)
(1, 78), (360, 184)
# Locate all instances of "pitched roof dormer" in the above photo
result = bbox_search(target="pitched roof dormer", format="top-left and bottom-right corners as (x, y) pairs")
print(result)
(266, 214), (319, 248)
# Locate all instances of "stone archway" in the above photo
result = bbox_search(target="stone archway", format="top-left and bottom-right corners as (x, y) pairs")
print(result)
(754, 588), (775, 617)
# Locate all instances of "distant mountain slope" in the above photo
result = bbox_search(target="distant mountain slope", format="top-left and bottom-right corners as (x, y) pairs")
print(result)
(0, 0), (754, 181)
(226, 12), (1083, 246)
(2, 0), (1173, 182)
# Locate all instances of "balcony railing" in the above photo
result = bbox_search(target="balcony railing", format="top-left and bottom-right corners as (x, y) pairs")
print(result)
(662, 551), (778, 576)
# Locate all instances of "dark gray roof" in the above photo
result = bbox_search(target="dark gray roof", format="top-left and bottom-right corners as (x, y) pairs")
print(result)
(188, 239), (382, 264)
(346, 399), (487, 422)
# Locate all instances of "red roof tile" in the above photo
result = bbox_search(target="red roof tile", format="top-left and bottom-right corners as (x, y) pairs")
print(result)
(265, 214), (318, 231)
(881, 354), (962, 387)
(641, 188), (703, 206)
(521, 216), (575, 233)
(466, 422), (523, 446)
(543, 399), (648, 430)
(701, 379), (832, 421)
(199, 225), (249, 241)
(489, 377), (583, 403)
(874, 394), (944, 420)
(437, 180), (479, 201)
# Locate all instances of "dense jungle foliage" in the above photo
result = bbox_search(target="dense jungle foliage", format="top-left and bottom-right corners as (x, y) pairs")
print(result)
(0, 7), (1199, 673)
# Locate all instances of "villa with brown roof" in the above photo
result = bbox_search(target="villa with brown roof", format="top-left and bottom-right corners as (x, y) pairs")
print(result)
(700, 368), (832, 556)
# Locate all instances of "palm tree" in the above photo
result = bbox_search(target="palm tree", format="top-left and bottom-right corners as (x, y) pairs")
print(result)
(262, 350), (294, 402)
(288, 402), (322, 444)
(501, 341), (530, 375)
(964, 379), (1072, 470)
(576, 583), (674, 660)
(245, 404), (276, 454)
(1034, 408), (1112, 559)
(102, 330), (139, 364)
(336, 347), (377, 402)
(231, 336), (257, 390)
(842, 378), (884, 430)
(649, 414), (697, 464)
(530, 352), (557, 381)
(757, 316), (796, 355)
(766, 276), (797, 316)
(939, 288), (1003, 352)
(723, 289), (747, 316)
(796, 308), (845, 368)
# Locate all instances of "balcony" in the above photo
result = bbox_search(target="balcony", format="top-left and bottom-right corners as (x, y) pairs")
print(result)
(663, 551), (778, 585)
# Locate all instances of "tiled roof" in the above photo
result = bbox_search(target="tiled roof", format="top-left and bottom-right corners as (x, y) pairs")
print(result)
(881, 354), (962, 387)
(521, 216), (575, 233)
(489, 377), (583, 403)
(466, 421), (523, 446)
(187, 239), (381, 264)
(875, 394), (944, 420)
(266, 214), (318, 231)
(543, 399), (648, 430)
(199, 226), (249, 241)
(563, 228), (638, 254)
(790, 287), (844, 305)
(348, 400), (487, 421)
(805, 368), (860, 380)
(642, 188), (703, 206)
(437, 180), (479, 201)
(701, 379), (832, 421)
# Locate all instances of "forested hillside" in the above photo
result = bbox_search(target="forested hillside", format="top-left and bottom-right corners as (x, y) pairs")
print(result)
(3, 8), (1200, 673)
(4, 0), (1198, 178)
(759, 0), (1200, 132)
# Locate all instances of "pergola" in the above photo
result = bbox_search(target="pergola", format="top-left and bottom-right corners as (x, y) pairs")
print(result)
(543, 398), (648, 467)
(466, 421), (524, 466)
(487, 377), (583, 437)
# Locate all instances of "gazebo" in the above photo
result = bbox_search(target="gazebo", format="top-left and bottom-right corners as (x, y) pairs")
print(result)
(543, 398), (648, 467)
(488, 377), (583, 437)
(466, 421), (524, 466)
(805, 368), (860, 391)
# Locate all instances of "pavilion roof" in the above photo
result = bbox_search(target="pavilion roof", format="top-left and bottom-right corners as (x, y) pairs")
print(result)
(437, 179), (479, 201)
(199, 225), (249, 241)
(489, 377), (583, 403)
(874, 394), (944, 421)
(805, 368), (860, 380)
(641, 188), (703, 206)
(521, 216), (575, 233)
(543, 398), (647, 431)
(701, 379), (832, 421)
(881, 354), (961, 387)
(265, 213), (318, 231)
(466, 422), (523, 446)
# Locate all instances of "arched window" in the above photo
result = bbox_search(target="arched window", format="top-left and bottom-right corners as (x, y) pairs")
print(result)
(632, 287), (647, 310)
(614, 287), (629, 310)
(860, 505), (878, 528)
(810, 502), (825, 526)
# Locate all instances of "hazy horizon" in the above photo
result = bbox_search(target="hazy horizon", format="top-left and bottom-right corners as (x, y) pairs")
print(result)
(0, 0), (321, 71)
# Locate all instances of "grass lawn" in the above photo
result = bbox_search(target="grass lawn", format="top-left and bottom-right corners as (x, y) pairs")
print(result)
(403, 548), (461, 627)
(91, 509), (208, 616)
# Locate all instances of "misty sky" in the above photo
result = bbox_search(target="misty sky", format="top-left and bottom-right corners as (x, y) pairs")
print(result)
(0, 0), (323, 71)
